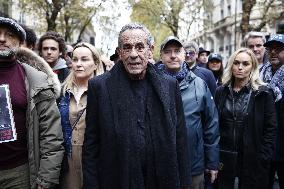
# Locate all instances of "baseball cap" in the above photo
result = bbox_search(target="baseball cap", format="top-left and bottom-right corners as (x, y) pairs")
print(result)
(160, 36), (183, 51)
(263, 34), (284, 47)
(208, 53), (222, 62)
(0, 17), (26, 42)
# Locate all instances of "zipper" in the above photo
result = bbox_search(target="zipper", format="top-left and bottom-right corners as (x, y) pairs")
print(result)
(232, 96), (237, 151)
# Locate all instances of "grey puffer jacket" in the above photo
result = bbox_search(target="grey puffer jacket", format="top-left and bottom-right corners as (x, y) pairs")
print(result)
(16, 47), (64, 188)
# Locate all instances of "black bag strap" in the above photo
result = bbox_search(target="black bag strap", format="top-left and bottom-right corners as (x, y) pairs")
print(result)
(70, 107), (86, 132)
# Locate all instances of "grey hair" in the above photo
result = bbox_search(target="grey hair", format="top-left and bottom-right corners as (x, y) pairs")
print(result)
(244, 31), (266, 46)
(183, 41), (199, 53)
(118, 23), (154, 48)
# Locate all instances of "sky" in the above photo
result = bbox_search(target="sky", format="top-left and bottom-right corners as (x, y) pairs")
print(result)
(93, 1), (132, 57)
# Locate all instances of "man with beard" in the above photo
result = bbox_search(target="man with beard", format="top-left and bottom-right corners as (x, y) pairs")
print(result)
(261, 34), (284, 189)
(0, 17), (64, 189)
(83, 23), (191, 189)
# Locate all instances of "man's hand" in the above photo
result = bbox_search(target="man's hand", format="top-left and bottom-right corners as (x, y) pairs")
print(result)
(206, 169), (218, 183)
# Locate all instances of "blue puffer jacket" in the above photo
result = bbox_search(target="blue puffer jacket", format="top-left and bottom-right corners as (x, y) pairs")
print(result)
(180, 71), (220, 175)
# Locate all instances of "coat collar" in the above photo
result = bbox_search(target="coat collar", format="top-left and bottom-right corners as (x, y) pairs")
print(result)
(107, 61), (170, 109)
(180, 71), (197, 89)
(15, 47), (61, 98)
(105, 62), (171, 134)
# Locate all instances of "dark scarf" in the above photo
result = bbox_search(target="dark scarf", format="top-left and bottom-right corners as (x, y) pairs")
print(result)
(157, 61), (188, 82)
(260, 63), (284, 102)
(106, 62), (187, 189)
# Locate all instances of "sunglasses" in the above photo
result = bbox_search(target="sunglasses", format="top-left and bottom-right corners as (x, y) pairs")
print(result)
(185, 51), (196, 56)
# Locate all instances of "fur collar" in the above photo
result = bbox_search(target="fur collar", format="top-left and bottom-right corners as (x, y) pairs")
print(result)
(15, 47), (61, 98)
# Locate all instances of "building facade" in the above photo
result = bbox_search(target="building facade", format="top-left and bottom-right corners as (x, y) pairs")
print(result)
(182, 0), (284, 64)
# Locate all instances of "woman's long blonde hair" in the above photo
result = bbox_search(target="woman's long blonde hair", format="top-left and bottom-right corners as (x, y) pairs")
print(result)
(222, 47), (266, 90)
(62, 42), (104, 93)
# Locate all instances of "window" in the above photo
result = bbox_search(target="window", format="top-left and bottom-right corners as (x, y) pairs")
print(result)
(0, 2), (9, 17)
(90, 37), (95, 45)
(227, 5), (231, 16)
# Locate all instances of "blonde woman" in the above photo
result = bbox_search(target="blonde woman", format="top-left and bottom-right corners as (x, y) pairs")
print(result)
(58, 42), (104, 189)
(214, 48), (277, 189)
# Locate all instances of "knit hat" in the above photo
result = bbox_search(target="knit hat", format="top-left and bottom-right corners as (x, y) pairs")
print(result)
(0, 17), (26, 42)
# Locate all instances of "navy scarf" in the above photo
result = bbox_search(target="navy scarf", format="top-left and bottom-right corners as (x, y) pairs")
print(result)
(157, 62), (188, 82)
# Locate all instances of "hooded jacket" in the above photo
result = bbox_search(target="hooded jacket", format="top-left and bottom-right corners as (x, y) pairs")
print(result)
(52, 58), (69, 83)
(15, 47), (64, 188)
(179, 71), (219, 175)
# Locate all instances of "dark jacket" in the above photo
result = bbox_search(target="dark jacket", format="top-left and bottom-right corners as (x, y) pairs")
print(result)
(180, 71), (219, 175)
(197, 61), (206, 68)
(191, 65), (217, 96)
(53, 58), (69, 83)
(82, 62), (191, 189)
(274, 97), (284, 161)
(57, 68), (69, 83)
(215, 85), (277, 189)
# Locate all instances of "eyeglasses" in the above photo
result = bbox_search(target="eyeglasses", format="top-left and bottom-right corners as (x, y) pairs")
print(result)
(266, 46), (284, 53)
(185, 51), (196, 56)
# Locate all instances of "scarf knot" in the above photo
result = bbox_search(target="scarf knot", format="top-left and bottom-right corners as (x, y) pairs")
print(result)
(157, 62), (188, 82)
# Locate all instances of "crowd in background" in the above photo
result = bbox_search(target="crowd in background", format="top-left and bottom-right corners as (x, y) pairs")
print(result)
(0, 15), (284, 189)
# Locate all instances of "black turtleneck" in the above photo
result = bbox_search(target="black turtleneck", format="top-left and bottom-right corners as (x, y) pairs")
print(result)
(0, 59), (28, 170)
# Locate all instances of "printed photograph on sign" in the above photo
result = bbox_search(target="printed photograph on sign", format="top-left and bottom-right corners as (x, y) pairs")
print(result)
(0, 84), (17, 143)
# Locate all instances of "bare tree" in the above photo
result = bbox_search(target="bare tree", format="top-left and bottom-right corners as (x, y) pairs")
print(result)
(21, 0), (67, 31)
(241, 0), (284, 37)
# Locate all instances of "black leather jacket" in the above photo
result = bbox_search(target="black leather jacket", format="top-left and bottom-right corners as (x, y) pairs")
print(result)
(220, 85), (251, 153)
(215, 84), (277, 189)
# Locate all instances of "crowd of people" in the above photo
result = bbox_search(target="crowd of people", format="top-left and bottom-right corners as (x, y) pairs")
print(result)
(0, 16), (283, 189)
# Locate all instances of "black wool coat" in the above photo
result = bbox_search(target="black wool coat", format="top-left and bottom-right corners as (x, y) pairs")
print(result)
(273, 96), (284, 161)
(82, 62), (191, 189)
(215, 85), (277, 189)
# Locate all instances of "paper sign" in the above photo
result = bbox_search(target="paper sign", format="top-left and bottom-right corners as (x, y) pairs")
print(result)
(0, 84), (17, 143)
